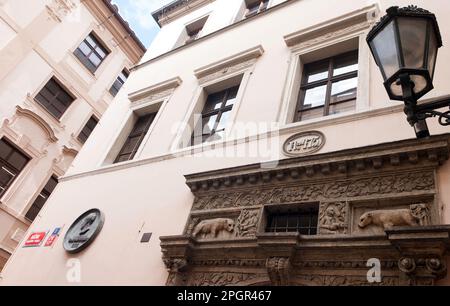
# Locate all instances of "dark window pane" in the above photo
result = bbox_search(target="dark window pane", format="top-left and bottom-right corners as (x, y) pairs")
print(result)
(77, 116), (99, 144)
(296, 51), (358, 123)
(0, 139), (30, 196)
(265, 206), (319, 235)
(114, 113), (156, 163)
(35, 78), (74, 119)
(74, 33), (109, 73)
(109, 70), (129, 97)
(25, 176), (58, 221)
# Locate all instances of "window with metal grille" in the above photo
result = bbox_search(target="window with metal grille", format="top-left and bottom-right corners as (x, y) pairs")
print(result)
(114, 113), (156, 163)
(25, 175), (58, 221)
(245, 0), (269, 18)
(109, 69), (129, 97)
(77, 116), (99, 144)
(191, 85), (240, 145)
(35, 78), (75, 119)
(295, 50), (358, 122)
(0, 138), (30, 197)
(74, 33), (109, 73)
(266, 205), (319, 235)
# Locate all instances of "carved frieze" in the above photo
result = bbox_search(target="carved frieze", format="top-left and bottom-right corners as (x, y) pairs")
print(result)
(189, 272), (262, 286)
(192, 172), (435, 210)
(235, 209), (261, 238)
(46, 0), (77, 22)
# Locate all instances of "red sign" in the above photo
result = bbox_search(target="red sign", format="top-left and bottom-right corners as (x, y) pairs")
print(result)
(24, 232), (47, 248)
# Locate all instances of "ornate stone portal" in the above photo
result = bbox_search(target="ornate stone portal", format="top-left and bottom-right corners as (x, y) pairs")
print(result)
(160, 135), (450, 286)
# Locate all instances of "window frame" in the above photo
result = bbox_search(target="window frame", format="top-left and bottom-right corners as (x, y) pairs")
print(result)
(295, 50), (359, 122)
(34, 77), (76, 120)
(109, 69), (129, 97)
(25, 175), (58, 222)
(265, 204), (319, 235)
(244, 0), (270, 18)
(113, 113), (157, 164)
(77, 115), (99, 144)
(74, 32), (110, 74)
(192, 85), (240, 145)
(0, 138), (31, 197)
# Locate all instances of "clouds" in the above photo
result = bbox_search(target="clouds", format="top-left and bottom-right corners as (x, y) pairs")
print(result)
(111, 0), (174, 45)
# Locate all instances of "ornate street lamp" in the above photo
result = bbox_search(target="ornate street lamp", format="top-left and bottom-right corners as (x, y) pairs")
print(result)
(367, 6), (450, 138)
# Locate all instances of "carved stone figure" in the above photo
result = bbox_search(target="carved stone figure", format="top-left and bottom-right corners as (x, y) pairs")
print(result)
(319, 202), (348, 234)
(358, 208), (419, 230)
(192, 218), (235, 239)
(410, 203), (430, 226)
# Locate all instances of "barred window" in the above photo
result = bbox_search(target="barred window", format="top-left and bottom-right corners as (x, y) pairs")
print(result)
(266, 204), (319, 235)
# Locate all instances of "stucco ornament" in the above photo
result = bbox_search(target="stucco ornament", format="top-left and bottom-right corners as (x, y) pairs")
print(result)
(319, 202), (348, 234)
(192, 218), (235, 239)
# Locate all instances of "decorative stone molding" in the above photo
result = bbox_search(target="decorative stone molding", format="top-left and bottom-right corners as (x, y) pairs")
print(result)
(128, 77), (182, 104)
(14, 106), (58, 143)
(266, 257), (291, 286)
(319, 202), (348, 235)
(46, 0), (77, 22)
(284, 4), (379, 48)
(194, 46), (264, 84)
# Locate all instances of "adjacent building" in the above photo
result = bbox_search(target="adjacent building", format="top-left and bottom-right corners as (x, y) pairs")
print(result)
(0, 0), (145, 270)
(2, 0), (450, 286)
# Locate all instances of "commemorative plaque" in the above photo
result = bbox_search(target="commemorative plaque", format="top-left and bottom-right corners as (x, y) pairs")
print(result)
(283, 131), (325, 157)
(63, 209), (105, 254)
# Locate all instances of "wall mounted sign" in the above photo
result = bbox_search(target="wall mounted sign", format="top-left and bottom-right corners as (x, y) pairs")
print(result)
(24, 232), (48, 248)
(63, 209), (105, 254)
(44, 227), (62, 247)
(283, 131), (325, 157)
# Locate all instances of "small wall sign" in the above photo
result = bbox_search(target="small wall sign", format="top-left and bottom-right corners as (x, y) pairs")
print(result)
(63, 209), (105, 254)
(44, 227), (62, 247)
(283, 131), (325, 157)
(24, 232), (48, 248)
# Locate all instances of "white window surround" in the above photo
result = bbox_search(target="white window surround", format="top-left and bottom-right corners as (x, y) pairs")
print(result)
(174, 13), (211, 49)
(277, 4), (379, 126)
(170, 45), (264, 152)
(100, 77), (182, 166)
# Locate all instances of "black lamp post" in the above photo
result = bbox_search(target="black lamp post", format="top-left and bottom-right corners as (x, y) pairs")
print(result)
(367, 5), (450, 138)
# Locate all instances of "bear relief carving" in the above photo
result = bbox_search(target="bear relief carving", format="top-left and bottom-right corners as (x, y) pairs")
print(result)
(358, 203), (430, 231)
(192, 218), (235, 239)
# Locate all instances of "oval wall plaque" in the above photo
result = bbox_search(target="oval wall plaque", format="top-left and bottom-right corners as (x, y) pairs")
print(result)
(283, 131), (325, 157)
(63, 209), (105, 254)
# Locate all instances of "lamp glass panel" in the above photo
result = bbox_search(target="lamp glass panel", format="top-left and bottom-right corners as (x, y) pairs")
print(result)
(398, 17), (428, 69)
(428, 26), (438, 78)
(370, 20), (400, 80)
(390, 74), (427, 97)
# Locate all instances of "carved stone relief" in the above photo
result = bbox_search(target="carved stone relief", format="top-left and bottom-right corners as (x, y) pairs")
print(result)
(46, 0), (77, 22)
(193, 172), (435, 211)
(192, 218), (235, 240)
(319, 202), (348, 234)
(235, 209), (260, 238)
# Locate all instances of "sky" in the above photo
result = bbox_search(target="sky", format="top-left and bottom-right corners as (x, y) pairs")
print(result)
(111, 0), (174, 48)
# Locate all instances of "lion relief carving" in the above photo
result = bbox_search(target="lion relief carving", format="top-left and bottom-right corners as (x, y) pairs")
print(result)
(192, 218), (235, 239)
(358, 204), (430, 230)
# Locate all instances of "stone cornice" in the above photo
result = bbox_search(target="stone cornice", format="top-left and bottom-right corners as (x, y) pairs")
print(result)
(283, 4), (379, 48)
(152, 0), (215, 27)
(185, 134), (450, 193)
(194, 45), (264, 80)
(128, 77), (182, 103)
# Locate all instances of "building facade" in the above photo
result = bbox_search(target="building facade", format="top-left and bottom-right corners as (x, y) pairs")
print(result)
(0, 0), (145, 270)
(1, 0), (450, 286)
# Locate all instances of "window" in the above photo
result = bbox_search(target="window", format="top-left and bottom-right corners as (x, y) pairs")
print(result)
(191, 85), (240, 145)
(74, 33), (109, 73)
(25, 175), (58, 221)
(295, 51), (358, 122)
(35, 78), (75, 119)
(244, 0), (269, 18)
(175, 16), (209, 48)
(110, 69), (129, 97)
(266, 204), (319, 235)
(77, 116), (99, 144)
(0, 138), (30, 197)
(114, 113), (156, 163)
